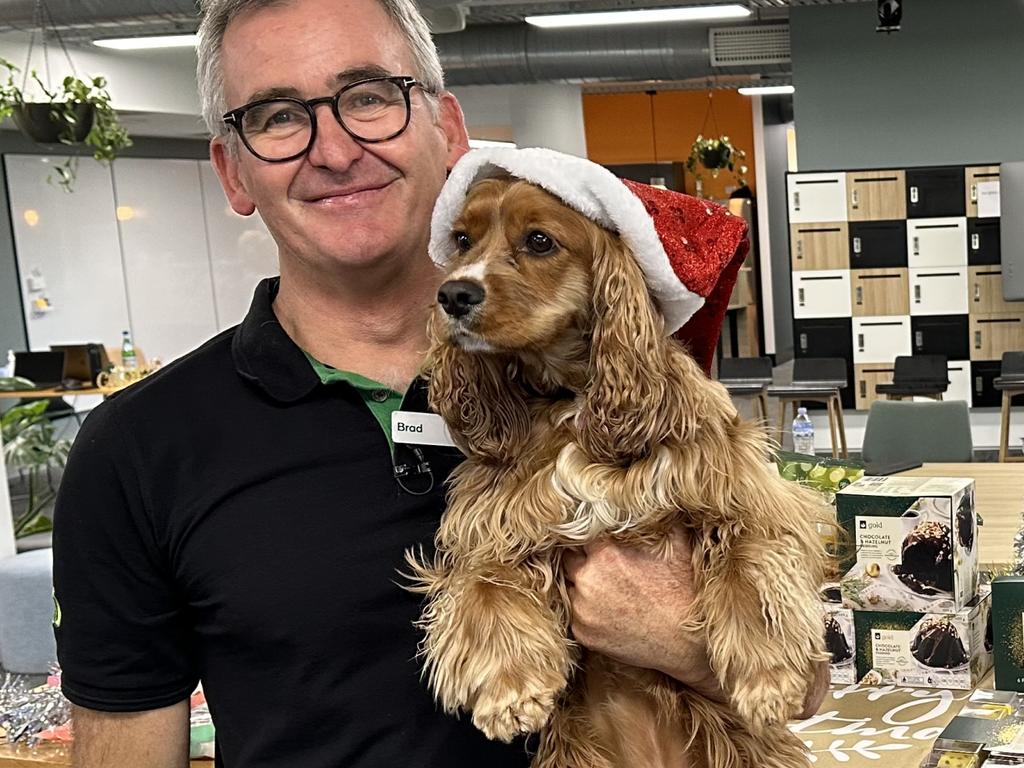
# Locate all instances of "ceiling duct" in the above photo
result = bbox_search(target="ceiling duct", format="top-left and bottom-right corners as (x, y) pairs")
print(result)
(437, 22), (792, 86)
(0, 0), (197, 33)
(709, 24), (790, 66)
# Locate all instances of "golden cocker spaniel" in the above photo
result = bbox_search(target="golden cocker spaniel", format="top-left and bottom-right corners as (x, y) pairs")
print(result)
(409, 172), (830, 768)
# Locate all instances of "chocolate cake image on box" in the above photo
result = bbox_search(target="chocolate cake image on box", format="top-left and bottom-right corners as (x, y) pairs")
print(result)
(824, 614), (852, 664)
(957, 495), (974, 553)
(910, 617), (969, 669)
(892, 520), (953, 594)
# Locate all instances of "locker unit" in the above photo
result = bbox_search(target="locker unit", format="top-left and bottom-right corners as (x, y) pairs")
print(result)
(850, 268), (909, 317)
(792, 270), (852, 319)
(912, 314), (970, 360)
(906, 167), (967, 218)
(970, 313), (1024, 361)
(907, 218), (967, 268)
(787, 172), (848, 224)
(967, 217), (1001, 266)
(790, 223), (849, 270)
(971, 360), (1002, 407)
(854, 363), (894, 411)
(847, 170), (906, 221)
(909, 268), (968, 316)
(969, 266), (1018, 314)
(849, 221), (907, 269)
(966, 165), (1000, 218)
(853, 315), (912, 363)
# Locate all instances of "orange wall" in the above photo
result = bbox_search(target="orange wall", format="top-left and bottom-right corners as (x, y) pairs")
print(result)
(583, 89), (757, 199)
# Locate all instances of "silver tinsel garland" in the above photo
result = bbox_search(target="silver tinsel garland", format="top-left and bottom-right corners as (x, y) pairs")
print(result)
(0, 672), (70, 747)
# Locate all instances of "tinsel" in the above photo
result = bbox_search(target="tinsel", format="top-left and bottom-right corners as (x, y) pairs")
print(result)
(0, 672), (70, 747)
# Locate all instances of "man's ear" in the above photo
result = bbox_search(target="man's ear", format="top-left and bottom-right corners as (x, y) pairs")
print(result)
(436, 91), (470, 172)
(210, 136), (257, 216)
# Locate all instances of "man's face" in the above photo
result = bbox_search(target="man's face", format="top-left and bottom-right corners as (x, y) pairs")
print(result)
(211, 0), (469, 273)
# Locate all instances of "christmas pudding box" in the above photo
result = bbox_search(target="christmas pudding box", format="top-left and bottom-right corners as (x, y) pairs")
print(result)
(822, 604), (857, 684)
(853, 591), (993, 690)
(836, 476), (978, 613)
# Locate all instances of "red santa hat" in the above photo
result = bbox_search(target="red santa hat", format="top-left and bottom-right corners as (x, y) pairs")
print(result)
(429, 147), (749, 374)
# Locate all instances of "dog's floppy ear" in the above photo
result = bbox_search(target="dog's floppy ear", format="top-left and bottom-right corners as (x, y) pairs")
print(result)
(425, 312), (532, 460)
(576, 229), (675, 464)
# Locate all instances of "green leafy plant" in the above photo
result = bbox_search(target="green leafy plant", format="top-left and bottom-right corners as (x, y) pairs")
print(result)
(686, 134), (749, 192)
(1, 398), (71, 538)
(0, 57), (132, 191)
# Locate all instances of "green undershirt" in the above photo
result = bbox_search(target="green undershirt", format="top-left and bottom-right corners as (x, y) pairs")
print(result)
(303, 352), (405, 453)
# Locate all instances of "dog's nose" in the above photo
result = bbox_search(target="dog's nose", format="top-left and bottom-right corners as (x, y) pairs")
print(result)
(438, 280), (485, 318)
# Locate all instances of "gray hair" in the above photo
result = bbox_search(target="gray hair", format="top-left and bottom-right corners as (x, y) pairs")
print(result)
(196, 0), (446, 137)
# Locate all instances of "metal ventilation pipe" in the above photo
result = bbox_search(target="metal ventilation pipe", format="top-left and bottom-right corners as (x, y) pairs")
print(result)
(0, 0), (197, 28)
(437, 22), (770, 86)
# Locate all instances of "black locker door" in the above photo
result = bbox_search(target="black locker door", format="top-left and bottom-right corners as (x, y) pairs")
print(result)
(906, 167), (966, 218)
(849, 221), (908, 269)
(792, 318), (855, 408)
(967, 218), (1001, 266)
(911, 315), (970, 359)
(971, 360), (1002, 407)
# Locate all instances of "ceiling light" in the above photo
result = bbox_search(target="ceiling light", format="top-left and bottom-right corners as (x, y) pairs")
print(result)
(525, 4), (750, 28)
(469, 139), (517, 149)
(93, 34), (199, 50)
(738, 84), (795, 96)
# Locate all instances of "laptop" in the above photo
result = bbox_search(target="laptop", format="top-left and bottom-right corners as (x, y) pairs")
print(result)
(50, 343), (110, 387)
(13, 351), (67, 389)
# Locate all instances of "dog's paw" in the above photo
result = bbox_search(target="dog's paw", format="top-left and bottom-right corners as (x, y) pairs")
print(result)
(472, 684), (558, 742)
(731, 674), (804, 731)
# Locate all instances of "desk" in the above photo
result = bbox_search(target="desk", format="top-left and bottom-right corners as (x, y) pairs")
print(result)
(0, 389), (103, 400)
(897, 463), (1024, 565)
(0, 742), (209, 766)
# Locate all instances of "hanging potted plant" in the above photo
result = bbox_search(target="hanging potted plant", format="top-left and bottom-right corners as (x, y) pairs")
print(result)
(686, 134), (748, 190)
(0, 57), (132, 191)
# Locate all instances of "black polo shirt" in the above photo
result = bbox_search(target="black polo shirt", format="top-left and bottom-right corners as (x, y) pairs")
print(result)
(52, 277), (529, 768)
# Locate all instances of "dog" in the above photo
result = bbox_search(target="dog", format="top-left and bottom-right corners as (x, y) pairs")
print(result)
(408, 168), (830, 768)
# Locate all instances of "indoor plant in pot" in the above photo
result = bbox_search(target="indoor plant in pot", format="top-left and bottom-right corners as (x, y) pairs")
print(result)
(686, 134), (749, 196)
(0, 57), (132, 191)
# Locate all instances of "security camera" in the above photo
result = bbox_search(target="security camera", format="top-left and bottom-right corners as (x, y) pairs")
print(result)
(877, 0), (902, 32)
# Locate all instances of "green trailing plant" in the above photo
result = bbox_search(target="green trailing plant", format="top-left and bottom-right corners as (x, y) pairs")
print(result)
(686, 134), (749, 192)
(1, 397), (71, 538)
(0, 57), (132, 191)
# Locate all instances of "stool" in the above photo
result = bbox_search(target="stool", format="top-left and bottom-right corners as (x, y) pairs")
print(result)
(767, 357), (849, 458)
(717, 356), (772, 425)
(995, 351), (1024, 463)
(0, 548), (57, 674)
(875, 355), (949, 401)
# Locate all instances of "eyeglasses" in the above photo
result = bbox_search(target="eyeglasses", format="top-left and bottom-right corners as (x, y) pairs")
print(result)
(222, 76), (433, 162)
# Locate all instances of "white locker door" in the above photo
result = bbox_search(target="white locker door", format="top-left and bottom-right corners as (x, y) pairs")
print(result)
(198, 162), (278, 331)
(909, 268), (968, 316)
(113, 158), (218, 364)
(787, 173), (848, 224)
(6, 155), (130, 351)
(907, 217), (967, 267)
(853, 315), (912, 363)
(792, 270), (852, 319)
(919, 360), (971, 404)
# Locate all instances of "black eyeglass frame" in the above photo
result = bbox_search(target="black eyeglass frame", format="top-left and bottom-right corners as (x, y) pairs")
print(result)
(222, 75), (433, 163)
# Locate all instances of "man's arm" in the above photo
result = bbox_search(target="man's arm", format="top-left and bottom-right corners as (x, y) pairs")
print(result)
(72, 701), (190, 768)
(564, 526), (829, 717)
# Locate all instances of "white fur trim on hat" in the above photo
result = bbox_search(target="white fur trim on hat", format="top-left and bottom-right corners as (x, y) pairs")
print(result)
(429, 147), (703, 335)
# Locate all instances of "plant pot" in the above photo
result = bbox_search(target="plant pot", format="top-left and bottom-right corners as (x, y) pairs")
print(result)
(698, 145), (730, 170)
(13, 101), (94, 144)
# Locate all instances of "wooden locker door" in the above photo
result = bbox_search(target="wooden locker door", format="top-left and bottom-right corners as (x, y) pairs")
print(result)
(965, 165), (1000, 218)
(790, 223), (849, 270)
(854, 363), (894, 410)
(969, 267), (1017, 314)
(851, 269), (909, 317)
(847, 170), (906, 221)
(909, 268), (968, 316)
(971, 314), (1024, 361)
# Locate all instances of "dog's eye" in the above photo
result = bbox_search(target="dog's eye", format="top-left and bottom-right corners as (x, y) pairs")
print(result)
(525, 231), (555, 255)
(454, 232), (472, 253)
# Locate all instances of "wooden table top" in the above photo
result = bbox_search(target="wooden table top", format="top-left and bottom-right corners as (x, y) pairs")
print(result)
(0, 742), (209, 766)
(0, 388), (103, 400)
(898, 462), (1024, 565)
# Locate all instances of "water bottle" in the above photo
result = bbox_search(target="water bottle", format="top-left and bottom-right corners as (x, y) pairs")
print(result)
(0, 349), (13, 378)
(121, 330), (138, 370)
(792, 407), (815, 455)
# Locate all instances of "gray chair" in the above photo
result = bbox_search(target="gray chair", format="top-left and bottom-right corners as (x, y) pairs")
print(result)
(0, 548), (57, 674)
(861, 400), (974, 467)
(717, 356), (773, 424)
(767, 357), (849, 458)
(995, 351), (1024, 463)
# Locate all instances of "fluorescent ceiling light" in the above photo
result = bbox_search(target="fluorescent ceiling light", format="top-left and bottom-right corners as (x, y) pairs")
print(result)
(93, 34), (199, 50)
(525, 4), (750, 28)
(738, 84), (795, 95)
(469, 139), (517, 148)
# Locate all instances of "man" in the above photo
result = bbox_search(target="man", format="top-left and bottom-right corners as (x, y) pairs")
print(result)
(52, 0), (827, 765)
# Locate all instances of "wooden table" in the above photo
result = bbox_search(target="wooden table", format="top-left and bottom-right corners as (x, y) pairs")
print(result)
(0, 389), (103, 400)
(0, 742), (209, 766)
(897, 462), (1024, 564)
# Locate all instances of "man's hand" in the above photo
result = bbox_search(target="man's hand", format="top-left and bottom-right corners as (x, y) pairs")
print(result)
(563, 526), (829, 717)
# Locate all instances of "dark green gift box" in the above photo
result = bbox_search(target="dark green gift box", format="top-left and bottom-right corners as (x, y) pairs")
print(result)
(992, 576), (1024, 692)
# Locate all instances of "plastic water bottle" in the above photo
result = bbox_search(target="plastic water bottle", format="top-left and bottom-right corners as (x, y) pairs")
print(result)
(121, 330), (138, 370)
(792, 407), (815, 455)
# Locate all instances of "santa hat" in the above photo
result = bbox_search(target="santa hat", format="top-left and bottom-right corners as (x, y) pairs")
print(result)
(429, 147), (749, 374)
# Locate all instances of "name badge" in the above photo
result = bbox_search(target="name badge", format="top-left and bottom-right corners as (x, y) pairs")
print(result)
(391, 411), (460, 449)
